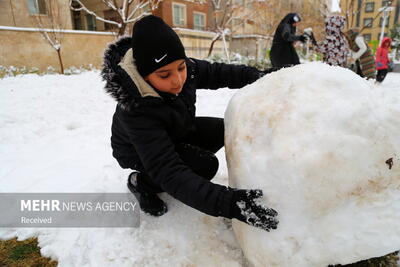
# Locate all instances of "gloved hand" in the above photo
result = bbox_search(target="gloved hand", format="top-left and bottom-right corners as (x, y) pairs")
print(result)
(298, 34), (308, 43)
(376, 62), (383, 68)
(263, 67), (280, 74)
(230, 188), (278, 231)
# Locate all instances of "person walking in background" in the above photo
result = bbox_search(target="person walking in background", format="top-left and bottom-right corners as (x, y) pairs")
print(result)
(375, 37), (392, 83)
(307, 15), (348, 67)
(270, 13), (308, 68)
(343, 28), (376, 80)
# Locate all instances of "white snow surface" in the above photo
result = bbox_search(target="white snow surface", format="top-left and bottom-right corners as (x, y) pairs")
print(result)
(225, 63), (400, 267)
(0, 71), (240, 266)
(0, 66), (399, 266)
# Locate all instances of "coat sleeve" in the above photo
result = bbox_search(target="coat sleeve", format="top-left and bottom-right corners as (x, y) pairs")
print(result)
(192, 58), (263, 90)
(352, 36), (368, 60)
(118, 107), (233, 217)
(281, 24), (302, 42)
(375, 47), (382, 63)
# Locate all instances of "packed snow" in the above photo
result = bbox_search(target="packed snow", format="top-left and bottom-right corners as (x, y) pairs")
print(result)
(225, 63), (400, 267)
(0, 66), (399, 266)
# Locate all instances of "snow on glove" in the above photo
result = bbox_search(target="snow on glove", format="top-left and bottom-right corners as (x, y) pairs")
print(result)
(257, 67), (280, 79)
(230, 189), (278, 232)
(263, 67), (280, 75)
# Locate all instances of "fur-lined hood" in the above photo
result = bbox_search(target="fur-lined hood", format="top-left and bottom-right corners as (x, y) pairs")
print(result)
(101, 36), (162, 110)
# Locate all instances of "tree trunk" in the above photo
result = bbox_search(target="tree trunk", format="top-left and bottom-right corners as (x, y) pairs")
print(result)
(207, 35), (220, 58)
(221, 33), (230, 63)
(118, 23), (127, 37)
(56, 49), (64, 74)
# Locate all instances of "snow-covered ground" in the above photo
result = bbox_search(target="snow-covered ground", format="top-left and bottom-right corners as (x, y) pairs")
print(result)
(0, 70), (399, 266)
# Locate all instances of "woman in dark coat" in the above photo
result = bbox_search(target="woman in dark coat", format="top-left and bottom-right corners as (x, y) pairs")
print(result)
(101, 15), (278, 232)
(270, 13), (307, 68)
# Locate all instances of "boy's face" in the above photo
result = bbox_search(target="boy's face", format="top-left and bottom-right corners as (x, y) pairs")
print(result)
(144, 59), (187, 95)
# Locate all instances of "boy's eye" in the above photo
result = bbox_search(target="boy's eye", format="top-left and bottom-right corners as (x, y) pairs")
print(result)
(159, 74), (170, 79)
(178, 65), (186, 72)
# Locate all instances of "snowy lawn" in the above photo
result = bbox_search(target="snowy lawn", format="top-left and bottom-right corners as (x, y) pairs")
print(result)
(0, 70), (400, 266)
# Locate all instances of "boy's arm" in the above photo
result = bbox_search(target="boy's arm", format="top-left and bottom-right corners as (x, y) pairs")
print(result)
(118, 108), (278, 231)
(191, 58), (264, 90)
(119, 108), (232, 217)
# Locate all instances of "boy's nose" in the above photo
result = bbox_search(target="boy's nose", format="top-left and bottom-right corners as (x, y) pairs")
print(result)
(173, 72), (183, 85)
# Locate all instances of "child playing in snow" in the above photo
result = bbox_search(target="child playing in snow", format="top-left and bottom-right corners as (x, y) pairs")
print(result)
(343, 28), (376, 80)
(101, 15), (278, 232)
(375, 37), (392, 83)
(307, 15), (348, 67)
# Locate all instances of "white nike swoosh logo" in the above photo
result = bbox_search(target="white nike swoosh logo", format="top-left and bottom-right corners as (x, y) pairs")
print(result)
(155, 54), (167, 63)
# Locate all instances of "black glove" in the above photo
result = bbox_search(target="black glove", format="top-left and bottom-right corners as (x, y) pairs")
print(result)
(256, 67), (280, 79)
(230, 188), (278, 231)
(298, 34), (308, 43)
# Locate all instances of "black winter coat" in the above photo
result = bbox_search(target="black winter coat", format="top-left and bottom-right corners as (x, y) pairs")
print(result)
(101, 37), (263, 218)
(270, 13), (303, 68)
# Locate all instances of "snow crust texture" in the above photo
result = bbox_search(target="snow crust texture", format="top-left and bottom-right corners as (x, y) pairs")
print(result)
(225, 62), (400, 267)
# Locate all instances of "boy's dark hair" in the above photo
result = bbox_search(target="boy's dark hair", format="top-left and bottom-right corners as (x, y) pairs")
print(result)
(131, 15), (187, 77)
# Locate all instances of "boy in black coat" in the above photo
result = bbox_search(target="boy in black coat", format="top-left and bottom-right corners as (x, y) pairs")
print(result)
(270, 13), (308, 68)
(102, 15), (278, 232)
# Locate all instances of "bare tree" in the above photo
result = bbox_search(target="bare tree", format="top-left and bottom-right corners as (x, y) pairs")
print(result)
(69, 0), (162, 37)
(207, 0), (267, 60)
(32, 0), (67, 74)
(234, 1), (328, 41)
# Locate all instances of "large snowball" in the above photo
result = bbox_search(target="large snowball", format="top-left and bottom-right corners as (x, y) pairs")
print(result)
(224, 63), (400, 267)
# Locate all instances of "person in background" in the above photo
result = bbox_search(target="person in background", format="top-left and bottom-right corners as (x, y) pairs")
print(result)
(375, 37), (392, 83)
(270, 13), (308, 68)
(306, 15), (348, 67)
(101, 15), (279, 232)
(343, 28), (376, 79)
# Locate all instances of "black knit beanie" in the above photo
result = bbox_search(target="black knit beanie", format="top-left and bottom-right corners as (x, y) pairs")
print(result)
(131, 15), (187, 77)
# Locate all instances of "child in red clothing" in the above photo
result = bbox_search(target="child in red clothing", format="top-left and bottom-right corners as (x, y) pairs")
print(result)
(375, 37), (392, 83)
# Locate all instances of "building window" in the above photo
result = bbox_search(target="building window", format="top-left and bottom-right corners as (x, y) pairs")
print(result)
(379, 16), (390, 27)
(173, 3), (186, 27)
(363, 34), (372, 42)
(86, 14), (97, 31)
(365, 2), (375, 12)
(363, 18), (373, 28)
(26, 0), (46, 15)
(193, 12), (205, 31)
(72, 11), (82, 30)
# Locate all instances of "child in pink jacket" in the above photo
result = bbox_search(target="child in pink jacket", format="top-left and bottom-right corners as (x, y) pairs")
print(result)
(375, 37), (392, 83)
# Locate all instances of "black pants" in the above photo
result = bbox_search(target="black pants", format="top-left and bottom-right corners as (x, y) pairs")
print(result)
(376, 69), (388, 83)
(356, 61), (364, 78)
(136, 117), (225, 194)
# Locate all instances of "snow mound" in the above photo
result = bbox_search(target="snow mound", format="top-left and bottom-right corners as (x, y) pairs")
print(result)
(225, 62), (400, 267)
